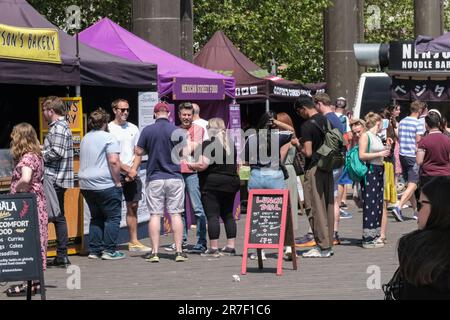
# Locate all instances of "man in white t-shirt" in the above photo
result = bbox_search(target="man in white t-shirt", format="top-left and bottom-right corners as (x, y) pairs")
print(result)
(108, 99), (151, 253)
(192, 103), (209, 141)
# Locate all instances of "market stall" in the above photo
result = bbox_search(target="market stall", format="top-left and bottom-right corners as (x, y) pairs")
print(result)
(0, 0), (158, 254)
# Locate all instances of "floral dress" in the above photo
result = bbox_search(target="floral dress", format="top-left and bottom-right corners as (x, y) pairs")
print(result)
(10, 152), (48, 271)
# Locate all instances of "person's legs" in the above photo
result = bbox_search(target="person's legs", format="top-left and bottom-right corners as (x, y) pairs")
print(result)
(126, 201), (139, 243)
(362, 165), (384, 245)
(184, 173), (207, 248)
(381, 201), (388, 241)
(149, 214), (161, 253)
(145, 179), (166, 254)
(332, 169), (341, 242)
(166, 179), (186, 254)
(81, 190), (104, 255)
(100, 186), (123, 254)
(201, 191), (221, 248)
(219, 192), (237, 248)
(53, 185), (69, 259)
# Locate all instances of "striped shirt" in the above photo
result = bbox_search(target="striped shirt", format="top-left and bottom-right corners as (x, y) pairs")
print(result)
(43, 117), (74, 188)
(398, 116), (425, 157)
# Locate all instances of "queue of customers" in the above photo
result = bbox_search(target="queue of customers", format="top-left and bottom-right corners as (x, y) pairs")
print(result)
(4, 93), (450, 298)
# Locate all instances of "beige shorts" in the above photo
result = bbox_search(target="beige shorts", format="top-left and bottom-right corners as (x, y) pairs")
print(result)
(145, 179), (185, 215)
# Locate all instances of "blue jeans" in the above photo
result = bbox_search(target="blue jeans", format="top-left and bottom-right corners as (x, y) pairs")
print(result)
(182, 173), (207, 246)
(82, 186), (123, 254)
(248, 168), (285, 190)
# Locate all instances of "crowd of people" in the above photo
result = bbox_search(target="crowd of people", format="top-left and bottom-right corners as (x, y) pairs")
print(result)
(4, 92), (450, 298)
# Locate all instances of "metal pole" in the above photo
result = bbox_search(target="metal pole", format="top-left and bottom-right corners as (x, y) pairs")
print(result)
(414, 0), (443, 38)
(324, 0), (364, 107)
(265, 99), (270, 112)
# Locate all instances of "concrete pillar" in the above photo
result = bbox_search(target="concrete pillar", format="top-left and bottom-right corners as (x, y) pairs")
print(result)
(324, 0), (364, 108)
(414, 0), (443, 38)
(180, 0), (193, 62)
(132, 0), (181, 57)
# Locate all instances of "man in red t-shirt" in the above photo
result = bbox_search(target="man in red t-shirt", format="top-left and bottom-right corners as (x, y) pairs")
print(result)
(165, 102), (207, 253)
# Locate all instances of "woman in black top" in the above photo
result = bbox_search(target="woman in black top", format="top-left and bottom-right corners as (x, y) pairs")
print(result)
(188, 118), (240, 257)
(396, 176), (450, 299)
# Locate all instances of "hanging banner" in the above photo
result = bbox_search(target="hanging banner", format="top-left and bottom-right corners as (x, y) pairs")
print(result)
(0, 23), (61, 64)
(173, 77), (225, 100)
(138, 91), (158, 132)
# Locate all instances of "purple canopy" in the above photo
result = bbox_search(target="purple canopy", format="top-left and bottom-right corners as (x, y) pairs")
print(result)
(78, 18), (235, 100)
(0, 0), (157, 89)
(415, 33), (450, 53)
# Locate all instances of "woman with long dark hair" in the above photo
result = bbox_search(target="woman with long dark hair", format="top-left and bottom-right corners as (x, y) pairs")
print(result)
(396, 176), (450, 299)
(244, 111), (293, 260)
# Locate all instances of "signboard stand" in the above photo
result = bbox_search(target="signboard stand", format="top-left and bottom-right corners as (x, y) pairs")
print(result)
(241, 189), (297, 276)
(0, 193), (46, 300)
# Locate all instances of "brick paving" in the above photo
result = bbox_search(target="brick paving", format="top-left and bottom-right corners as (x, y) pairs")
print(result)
(1, 201), (418, 300)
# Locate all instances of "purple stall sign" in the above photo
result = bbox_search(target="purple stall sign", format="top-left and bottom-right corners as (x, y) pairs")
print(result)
(173, 77), (225, 100)
(228, 104), (242, 220)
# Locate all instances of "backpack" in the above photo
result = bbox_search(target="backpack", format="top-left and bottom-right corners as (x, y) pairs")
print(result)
(345, 136), (371, 182)
(311, 119), (345, 172)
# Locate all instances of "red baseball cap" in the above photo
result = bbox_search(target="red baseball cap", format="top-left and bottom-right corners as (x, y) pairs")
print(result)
(154, 102), (169, 113)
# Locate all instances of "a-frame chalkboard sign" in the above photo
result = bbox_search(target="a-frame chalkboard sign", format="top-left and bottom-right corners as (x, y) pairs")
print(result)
(241, 189), (297, 276)
(0, 193), (46, 300)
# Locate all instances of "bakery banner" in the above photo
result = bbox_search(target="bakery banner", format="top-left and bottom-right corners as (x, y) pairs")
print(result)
(0, 23), (61, 64)
(172, 77), (225, 100)
(391, 78), (450, 101)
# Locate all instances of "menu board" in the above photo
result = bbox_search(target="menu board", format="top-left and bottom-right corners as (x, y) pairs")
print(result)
(241, 189), (297, 276)
(249, 194), (283, 245)
(0, 193), (43, 282)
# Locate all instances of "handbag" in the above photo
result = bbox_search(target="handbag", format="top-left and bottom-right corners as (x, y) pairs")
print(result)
(43, 175), (61, 222)
(382, 267), (403, 300)
(293, 152), (305, 176)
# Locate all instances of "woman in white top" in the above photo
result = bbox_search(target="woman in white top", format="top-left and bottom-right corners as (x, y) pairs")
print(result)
(358, 112), (390, 248)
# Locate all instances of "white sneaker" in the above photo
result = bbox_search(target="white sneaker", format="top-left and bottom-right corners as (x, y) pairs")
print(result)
(302, 247), (332, 258)
(249, 250), (267, 260)
(412, 212), (418, 220)
(362, 238), (385, 249)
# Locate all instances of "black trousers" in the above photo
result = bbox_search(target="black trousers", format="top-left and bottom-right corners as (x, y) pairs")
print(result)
(52, 185), (69, 257)
(201, 190), (237, 241)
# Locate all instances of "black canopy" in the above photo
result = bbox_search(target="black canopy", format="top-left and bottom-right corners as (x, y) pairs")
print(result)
(0, 0), (157, 88)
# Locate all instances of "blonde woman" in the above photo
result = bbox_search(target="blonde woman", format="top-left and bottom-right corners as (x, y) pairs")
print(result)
(358, 113), (390, 249)
(188, 118), (240, 257)
(6, 123), (47, 297)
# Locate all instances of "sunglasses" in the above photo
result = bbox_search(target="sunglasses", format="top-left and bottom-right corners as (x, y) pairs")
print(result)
(115, 108), (129, 113)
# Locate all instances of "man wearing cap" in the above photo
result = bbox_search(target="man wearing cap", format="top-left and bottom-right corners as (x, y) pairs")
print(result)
(136, 102), (188, 262)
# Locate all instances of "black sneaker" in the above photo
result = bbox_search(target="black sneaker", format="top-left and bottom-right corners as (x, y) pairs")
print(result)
(219, 246), (236, 256)
(339, 202), (348, 209)
(175, 252), (188, 262)
(201, 248), (221, 258)
(164, 242), (189, 252)
(189, 243), (207, 254)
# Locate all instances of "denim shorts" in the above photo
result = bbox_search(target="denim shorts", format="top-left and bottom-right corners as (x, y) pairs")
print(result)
(248, 168), (285, 190)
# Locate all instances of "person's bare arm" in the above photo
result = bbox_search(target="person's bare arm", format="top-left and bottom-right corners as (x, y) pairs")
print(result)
(107, 153), (122, 187)
(416, 149), (425, 165)
(15, 166), (33, 193)
(358, 133), (389, 161)
(302, 141), (313, 158)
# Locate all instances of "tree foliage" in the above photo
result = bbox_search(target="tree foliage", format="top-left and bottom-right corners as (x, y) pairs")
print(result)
(364, 0), (414, 43)
(26, 0), (450, 83)
(194, 0), (332, 84)
(27, 0), (131, 33)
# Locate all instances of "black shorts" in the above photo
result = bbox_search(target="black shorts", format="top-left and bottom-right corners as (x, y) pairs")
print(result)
(121, 175), (143, 202)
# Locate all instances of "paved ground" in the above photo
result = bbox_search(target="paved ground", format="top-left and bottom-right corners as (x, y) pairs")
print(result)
(1, 200), (418, 300)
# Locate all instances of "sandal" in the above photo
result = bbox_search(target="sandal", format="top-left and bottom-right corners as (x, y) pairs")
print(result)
(5, 282), (40, 297)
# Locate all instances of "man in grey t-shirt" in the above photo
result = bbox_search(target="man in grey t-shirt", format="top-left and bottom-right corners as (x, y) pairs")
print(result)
(79, 108), (125, 260)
